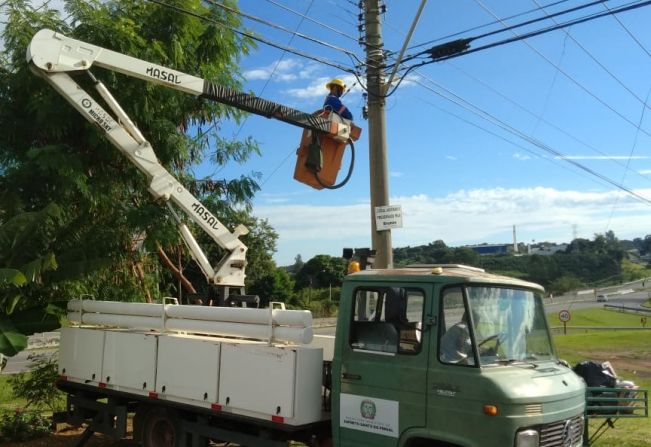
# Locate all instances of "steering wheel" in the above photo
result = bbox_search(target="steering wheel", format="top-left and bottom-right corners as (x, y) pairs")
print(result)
(478, 333), (503, 356)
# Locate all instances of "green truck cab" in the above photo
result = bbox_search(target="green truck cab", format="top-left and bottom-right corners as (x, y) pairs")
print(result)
(331, 265), (585, 447)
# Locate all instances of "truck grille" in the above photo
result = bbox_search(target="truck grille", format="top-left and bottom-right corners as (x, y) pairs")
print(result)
(524, 404), (543, 415)
(539, 416), (583, 447)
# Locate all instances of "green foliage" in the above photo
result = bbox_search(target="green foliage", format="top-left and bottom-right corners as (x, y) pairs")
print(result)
(0, 206), (65, 356)
(394, 233), (630, 291)
(0, 409), (51, 442)
(547, 275), (584, 295)
(0, 1), (271, 329)
(9, 354), (65, 412)
(248, 267), (295, 306)
(394, 240), (479, 266)
(621, 258), (651, 283)
(293, 287), (339, 318)
(294, 255), (347, 290)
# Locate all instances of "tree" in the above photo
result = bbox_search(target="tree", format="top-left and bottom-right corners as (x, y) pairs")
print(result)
(0, 207), (64, 356)
(294, 255), (347, 290)
(0, 0), (260, 352)
(247, 268), (295, 306)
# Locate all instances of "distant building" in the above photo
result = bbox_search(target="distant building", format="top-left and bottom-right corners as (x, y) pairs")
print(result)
(467, 244), (510, 256)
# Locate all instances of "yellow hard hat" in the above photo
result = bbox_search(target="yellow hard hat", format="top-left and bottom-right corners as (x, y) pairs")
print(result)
(326, 78), (346, 90)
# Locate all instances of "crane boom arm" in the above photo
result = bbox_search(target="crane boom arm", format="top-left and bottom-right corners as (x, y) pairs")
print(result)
(27, 29), (355, 141)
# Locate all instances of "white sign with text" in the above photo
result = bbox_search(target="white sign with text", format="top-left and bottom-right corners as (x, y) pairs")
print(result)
(375, 205), (403, 231)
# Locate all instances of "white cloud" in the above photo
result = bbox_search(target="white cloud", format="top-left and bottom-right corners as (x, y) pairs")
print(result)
(284, 74), (362, 99)
(253, 186), (651, 265)
(243, 59), (321, 82)
(445, 155), (457, 160)
(556, 155), (651, 160)
(390, 171), (404, 178)
(639, 169), (651, 175)
(513, 152), (532, 160)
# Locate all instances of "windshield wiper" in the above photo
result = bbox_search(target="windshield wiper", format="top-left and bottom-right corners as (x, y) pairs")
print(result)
(489, 358), (538, 368)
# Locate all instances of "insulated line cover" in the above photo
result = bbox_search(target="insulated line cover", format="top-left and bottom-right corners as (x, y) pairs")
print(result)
(201, 81), (332, 133)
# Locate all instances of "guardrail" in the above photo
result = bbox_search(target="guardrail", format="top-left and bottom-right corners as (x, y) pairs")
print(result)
(603, 304), (651, 314)
(583, 387), (648, 446)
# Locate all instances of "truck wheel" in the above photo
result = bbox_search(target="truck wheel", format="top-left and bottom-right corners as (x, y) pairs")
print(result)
(141, 406), (182, 447)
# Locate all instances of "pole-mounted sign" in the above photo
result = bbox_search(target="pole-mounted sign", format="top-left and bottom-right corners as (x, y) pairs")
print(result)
(375, 205), (403, 231)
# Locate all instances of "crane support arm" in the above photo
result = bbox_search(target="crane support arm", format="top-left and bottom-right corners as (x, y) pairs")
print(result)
(26, 29), (253, 288)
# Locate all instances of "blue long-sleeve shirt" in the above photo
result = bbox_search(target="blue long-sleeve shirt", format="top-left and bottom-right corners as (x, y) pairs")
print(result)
(323, 94), (353, 120)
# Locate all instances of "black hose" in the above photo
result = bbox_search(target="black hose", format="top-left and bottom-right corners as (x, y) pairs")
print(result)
(315, 138), (355, 190)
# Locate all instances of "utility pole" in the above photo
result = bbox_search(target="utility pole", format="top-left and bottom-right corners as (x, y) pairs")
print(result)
(365, 0), (392, 268)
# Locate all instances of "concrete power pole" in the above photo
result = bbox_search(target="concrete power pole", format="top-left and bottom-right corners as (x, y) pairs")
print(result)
(365, 0), (393, 268)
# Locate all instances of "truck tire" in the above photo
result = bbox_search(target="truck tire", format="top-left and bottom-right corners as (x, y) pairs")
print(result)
(141, 406), (182, 447)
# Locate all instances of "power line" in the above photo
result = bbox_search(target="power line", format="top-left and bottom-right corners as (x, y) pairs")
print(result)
(380, 0), (651, 99)
(606, 87), (651, 227)
(389, 0), (651, 131)
(262, 0), (362, 44)
(408, 0), (574, 52)
(144, 0), (359, 74)
(411, 91), (613, 189)
(602, 1), (651, 58)
(531, 0), (651, 114)
(251, 0), (316, 187)
(445, 61), (651, 184)
(415, 75), (651, 206)
(204, 0), (364, 64)
(398, 0), (613, 66)
(466, 0), (651, 139)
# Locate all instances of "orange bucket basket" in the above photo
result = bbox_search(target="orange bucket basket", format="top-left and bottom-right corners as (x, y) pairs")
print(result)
(293, 111), (362, 190)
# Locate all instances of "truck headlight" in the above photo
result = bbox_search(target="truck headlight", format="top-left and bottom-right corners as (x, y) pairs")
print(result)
(515, 429), (539, 447)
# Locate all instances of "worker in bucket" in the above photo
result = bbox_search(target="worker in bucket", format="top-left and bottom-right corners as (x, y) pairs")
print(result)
(324, 78), (353, 120)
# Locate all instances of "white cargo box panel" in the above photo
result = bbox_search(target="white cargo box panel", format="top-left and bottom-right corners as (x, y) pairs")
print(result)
(102, 330), (158, 394)
(156, 334), (221, 404)
(58, 327), (105, 383)
(219, 343), (323, 425)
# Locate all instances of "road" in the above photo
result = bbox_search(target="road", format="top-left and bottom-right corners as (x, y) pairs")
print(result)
(545, 278), (651, 315)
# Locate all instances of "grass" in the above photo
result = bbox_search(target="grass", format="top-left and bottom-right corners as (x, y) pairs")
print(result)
(551, 308), (651, 446)
(0, 375), (27, 412)
(549, 307), (650, 330)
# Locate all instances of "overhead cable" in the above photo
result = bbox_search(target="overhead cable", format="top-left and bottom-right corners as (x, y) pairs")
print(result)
(602, 1), (651, 58)
(204, 0), (365, 65)
(263, 0), (362, 44)
(415, 76), (651, 206)
(531, 0), (651, 114)
(408, 0), (573, 52)
(388, 0), (651, 101)
(144, 0), (358, 74)
(465, 0), (651, 138)
(446, 61), (651, 183)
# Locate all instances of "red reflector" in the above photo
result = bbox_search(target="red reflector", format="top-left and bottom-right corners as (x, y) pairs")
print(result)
(148, 392), (158, 399)
(99, 383), (107, 389)
(211, 404), (222, 411)
(271, 415), (284, 423)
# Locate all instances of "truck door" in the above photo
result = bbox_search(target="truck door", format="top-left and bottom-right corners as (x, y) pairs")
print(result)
(337, 285), (429, 447)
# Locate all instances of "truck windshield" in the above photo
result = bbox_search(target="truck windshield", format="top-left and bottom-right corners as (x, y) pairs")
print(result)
(467, 286), (554, 366)
(439, 286), (554, 366)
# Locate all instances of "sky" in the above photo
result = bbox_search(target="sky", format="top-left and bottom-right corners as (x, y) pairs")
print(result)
(207, 0), (651, 265)
(6, 1), (651, 266)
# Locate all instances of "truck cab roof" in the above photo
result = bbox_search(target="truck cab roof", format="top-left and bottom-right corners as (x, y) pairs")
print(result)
(346, 264), (545, 291)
